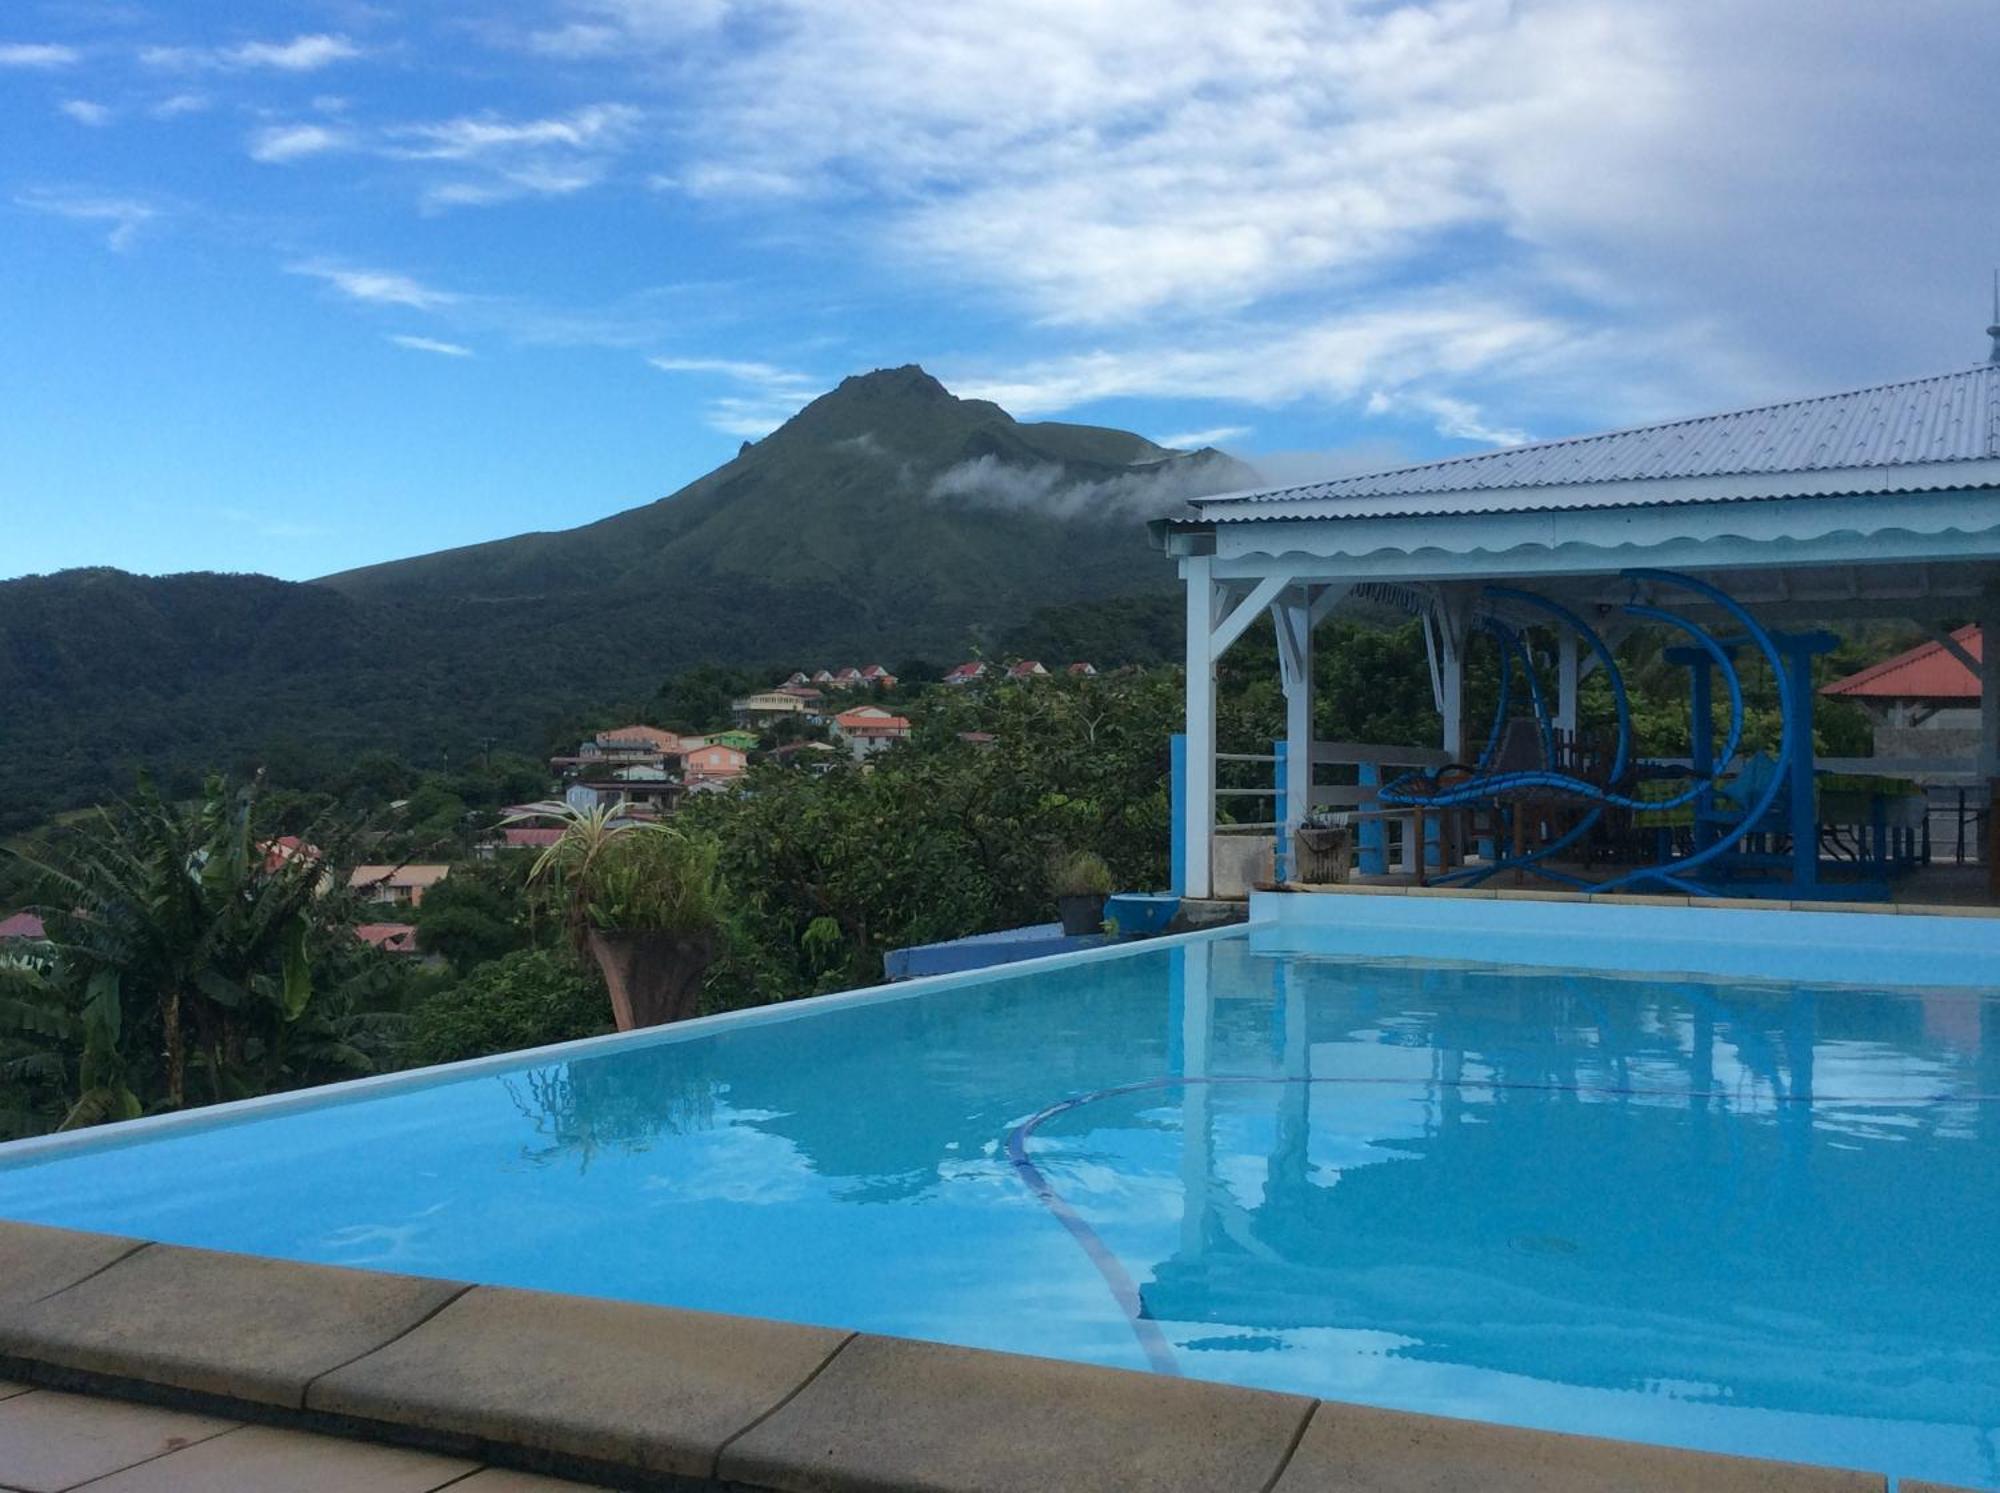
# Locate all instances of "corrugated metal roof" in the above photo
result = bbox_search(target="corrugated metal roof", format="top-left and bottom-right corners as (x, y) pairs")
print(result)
(1821, 624), (1981, 701)
(1196, 365), (2000, 522)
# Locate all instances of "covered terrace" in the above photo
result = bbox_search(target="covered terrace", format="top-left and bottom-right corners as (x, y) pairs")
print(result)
(1156, 364), (2000, 903)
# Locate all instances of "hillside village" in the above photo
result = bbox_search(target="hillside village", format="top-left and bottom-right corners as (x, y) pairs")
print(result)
(0, 657), (1111, 968)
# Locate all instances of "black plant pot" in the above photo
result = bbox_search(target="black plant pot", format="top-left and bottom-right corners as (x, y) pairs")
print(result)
(1056, 893), (1108, 937)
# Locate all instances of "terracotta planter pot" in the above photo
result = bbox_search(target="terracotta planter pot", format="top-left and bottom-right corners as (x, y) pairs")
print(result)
(1293, 824), (1352, 884)
(585, 929), (717, 1031)
(1056, 893), (1108, 937)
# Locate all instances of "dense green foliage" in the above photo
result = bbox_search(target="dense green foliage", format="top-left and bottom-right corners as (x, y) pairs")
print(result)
(687, 670), (1182, 1001)
(401, 948), (610, 1069)
(0, 368), (1248, 833)
(413, 857), (536, 970)
(519, 805), (725, 944)
(0, 778), (409, 1136)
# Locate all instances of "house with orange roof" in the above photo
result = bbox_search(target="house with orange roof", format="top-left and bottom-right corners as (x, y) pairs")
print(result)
(832, 705), (912, 760)
(348, 864), (452, 908)
(684, 742), (748, 784)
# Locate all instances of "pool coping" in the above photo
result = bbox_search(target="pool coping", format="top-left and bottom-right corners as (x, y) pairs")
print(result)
(0, 1219), (1901, 1493)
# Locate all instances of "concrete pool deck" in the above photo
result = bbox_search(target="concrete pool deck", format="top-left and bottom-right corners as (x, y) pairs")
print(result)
(0, 1220), (1957, 1493)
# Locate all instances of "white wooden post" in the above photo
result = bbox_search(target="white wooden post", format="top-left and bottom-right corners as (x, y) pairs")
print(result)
(1438, 618), (1467, 762)
(1184, 554), (1219, 899)
(1435, 595), (1470, 875)
(1276, 588), (1315, 841)
(1555, 626), (1580, 740)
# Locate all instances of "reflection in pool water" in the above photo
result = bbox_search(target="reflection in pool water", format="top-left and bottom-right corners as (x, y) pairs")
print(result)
(1, 934), (1995, 1487)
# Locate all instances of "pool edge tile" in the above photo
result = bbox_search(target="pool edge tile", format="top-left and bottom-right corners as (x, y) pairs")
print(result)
(0, 1221), (148, 1311)
(308, 1284), (850, 1483)
(0, 1237), (467, 1410)
(717, 1332), (1314, 1493)
(1270, 1401), (1888, 1493)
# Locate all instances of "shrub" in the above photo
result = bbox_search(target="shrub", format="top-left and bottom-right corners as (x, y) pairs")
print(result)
(402, 949), (610, 1067)
(1048, 849), (1113, 897)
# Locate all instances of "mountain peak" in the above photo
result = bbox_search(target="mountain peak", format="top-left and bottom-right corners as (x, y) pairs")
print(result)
(759, 363), (1009, 454)
(830, 364), (952, 401)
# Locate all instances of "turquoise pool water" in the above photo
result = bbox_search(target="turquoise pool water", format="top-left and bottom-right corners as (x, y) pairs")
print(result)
(2, 926), (1995, 1487)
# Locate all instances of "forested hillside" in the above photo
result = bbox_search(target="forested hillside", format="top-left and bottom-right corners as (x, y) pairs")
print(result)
(0, 368), (1252, 831)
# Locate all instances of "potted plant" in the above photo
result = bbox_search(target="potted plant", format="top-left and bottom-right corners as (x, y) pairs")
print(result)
(1049, 849), (1114, 936)
(514, 804), (724, 1031)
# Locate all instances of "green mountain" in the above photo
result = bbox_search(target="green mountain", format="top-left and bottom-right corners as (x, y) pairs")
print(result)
(0, 366), (1252, 829)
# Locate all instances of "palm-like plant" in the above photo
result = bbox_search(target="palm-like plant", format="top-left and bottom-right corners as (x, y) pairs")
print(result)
(3, 775), (356, 1121)
(506, 802), (723, 1030)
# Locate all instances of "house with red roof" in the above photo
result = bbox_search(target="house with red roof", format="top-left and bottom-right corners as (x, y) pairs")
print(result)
(0, 912), (45, 941)
(943, 661), (986, 686)
(1007, 660), (1050, 681)
(355, 923), (420, 955)
(1822, 625), (1982, 761)
(1067, 661), (1098, 677)
(259, 835), (322, 873)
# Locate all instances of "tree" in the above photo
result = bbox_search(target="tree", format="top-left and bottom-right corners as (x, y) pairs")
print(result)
(401, 948), (608, 1068)
(655, 664), (760, 733)
(1, 775), (392, 1127)
(413, 857), (534, 971)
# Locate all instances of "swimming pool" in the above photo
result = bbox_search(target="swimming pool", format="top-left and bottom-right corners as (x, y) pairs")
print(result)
(2, 897), (1995, 1488)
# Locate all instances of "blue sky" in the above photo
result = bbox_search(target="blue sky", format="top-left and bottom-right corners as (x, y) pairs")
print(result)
(4, 0), (1997, 581)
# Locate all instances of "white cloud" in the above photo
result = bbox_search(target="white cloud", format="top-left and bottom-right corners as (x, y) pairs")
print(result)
(575, 0), (1999, 424)
(929, 450), (1249, 520)
(151, 92), (209, 118)
(1367, 390), (1530, 447)
(648, 355), (822, 436)
(385, 104), (639, 208)
(389, 105), (638, 161)
(16, 189), (157, 252)
(1158, 426), (1251, 450)
(59, 99), (112, 126)
(249, 123), (350, 163)
(288, 261), (459, 310)
(525, 22), (623, 58)
(0, 42), (80, 67)
(141, 33), (361, 72)
(955, 290), (1577, 415)
(387, 334), (474, 357)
